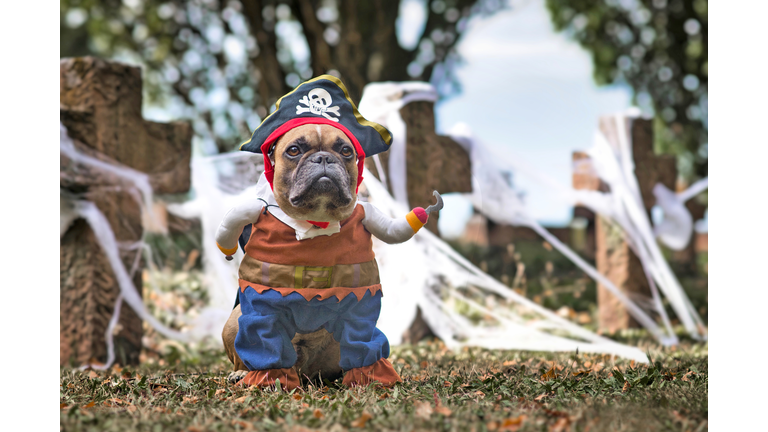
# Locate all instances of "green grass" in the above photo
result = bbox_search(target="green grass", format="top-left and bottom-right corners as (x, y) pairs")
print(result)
(60, 339), (707, 431)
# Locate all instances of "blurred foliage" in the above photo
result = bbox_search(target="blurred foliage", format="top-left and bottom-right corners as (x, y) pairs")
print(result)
(449, 238), (707, 328)
(544, 0), (707, 180)
(60, 0), (507, 153)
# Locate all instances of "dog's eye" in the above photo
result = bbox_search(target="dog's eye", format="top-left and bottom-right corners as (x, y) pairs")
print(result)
(340, 146), (354, 157)
(286, 146), (301, 157)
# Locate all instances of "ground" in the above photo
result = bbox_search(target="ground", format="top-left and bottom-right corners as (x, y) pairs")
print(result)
(60, 334), (707, 432)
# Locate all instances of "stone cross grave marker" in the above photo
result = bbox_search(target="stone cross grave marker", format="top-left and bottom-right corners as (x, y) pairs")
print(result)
(60, 57), (192, 366)
(365, 100), (472, 236)
(572, 116), (677, 333)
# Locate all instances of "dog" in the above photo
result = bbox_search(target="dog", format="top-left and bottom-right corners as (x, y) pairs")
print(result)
(215, 75), (438, 390)
(222, 124), (357, 385)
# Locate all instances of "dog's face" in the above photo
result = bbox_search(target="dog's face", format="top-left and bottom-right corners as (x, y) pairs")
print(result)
(270, 124), (359, 222)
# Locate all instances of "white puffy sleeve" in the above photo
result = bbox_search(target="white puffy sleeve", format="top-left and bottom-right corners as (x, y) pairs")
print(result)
(359, 201), (429, 244)
(215, 200), (265, 255)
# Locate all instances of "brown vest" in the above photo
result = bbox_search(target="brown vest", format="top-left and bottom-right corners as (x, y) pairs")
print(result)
(238, 204), (381, 301)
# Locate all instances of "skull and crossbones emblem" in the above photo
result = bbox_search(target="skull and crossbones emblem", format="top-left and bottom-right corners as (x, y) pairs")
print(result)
(296, 88), (341, 122)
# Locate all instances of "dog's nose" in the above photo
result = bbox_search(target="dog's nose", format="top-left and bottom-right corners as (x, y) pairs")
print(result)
(310, 152), (336, 165)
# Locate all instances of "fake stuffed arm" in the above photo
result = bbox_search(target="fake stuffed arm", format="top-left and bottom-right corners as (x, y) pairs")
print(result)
(215, 200), (265, 257)
(359, 201), (430, 244)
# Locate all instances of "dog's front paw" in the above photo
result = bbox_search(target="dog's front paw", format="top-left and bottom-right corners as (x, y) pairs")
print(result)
(227, 370), (249, 384)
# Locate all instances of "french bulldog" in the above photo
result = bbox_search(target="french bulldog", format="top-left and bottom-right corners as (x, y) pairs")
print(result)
(222, 124), (358, 384)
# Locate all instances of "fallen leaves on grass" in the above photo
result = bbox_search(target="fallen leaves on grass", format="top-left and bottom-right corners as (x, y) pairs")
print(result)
(231, 419), (253, 430)
(487, 415), (527, 431)
(414, 401), (433, 419)
(103, 398), (130, 407)
(313, 409), (324, 419)
(541, 365), (558, 381)
(550, 417), (570, 432)
(350, 411), (372, 428)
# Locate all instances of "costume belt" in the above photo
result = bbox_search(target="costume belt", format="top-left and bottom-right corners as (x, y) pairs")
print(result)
(238, 255), (380, 289)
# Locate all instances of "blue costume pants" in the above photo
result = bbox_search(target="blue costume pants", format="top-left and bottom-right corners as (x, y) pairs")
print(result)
(235, 288), (390, 371)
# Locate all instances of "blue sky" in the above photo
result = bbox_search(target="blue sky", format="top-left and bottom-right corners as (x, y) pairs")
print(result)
(427, 0), (634, 236)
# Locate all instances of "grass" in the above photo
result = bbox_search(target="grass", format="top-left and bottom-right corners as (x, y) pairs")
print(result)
(60, 337), (707, 431)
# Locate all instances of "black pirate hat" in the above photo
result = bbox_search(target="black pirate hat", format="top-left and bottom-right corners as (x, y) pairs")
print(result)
(240, 75), (392, 189)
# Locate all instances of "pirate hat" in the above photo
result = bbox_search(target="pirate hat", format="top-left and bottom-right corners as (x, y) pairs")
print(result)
(240, 75), (392, 189)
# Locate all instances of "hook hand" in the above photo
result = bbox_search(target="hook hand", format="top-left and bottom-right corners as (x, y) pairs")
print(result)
(425, 190), (444, 215)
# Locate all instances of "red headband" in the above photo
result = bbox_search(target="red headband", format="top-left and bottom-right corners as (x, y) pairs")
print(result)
(259, 117), (366, 193)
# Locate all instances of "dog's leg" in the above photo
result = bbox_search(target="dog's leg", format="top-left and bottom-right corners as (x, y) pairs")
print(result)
(222, 305), (249, 383)
(223, 304), (343, 385)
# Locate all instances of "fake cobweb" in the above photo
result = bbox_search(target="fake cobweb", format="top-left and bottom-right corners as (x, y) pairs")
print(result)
(60, 82), (707, 369)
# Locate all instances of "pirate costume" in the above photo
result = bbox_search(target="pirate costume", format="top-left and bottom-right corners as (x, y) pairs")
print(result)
(215, 75), (429, 389)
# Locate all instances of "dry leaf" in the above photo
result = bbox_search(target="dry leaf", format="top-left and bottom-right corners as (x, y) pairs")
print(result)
(183, 396), (200, 404)
(378, 393), (390, 400)
(231, 419), (253, 430)
(414, 401), (433, 420)
(622, 381), (631, 392)
(126, 405), (138, 413)
(500, 415), (526, 431)
(435, 405), (452, 417)
(83, 401), (96, 409)
(313, 409), (324, 419)
(550, 417), (570, 432)
(350, 411), (373, 428)
(88, 371), (99, 379)
(502, 360), (517, 367)
(215, 389), (226, 396)
(486, 421), (499, 431)
(293, 393), (303, 401)
(534, 393), (548, 402)
(103, 398), (128, 407)
(541, 366), (557, 381)
(286, 426), (316, 432)
(420, 361), (429, 369)
(60, 403), (68, 409)
(234, 396), (248, 403)
(474, 391), (486, 399)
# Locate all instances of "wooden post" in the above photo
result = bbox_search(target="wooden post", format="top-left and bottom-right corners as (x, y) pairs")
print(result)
(573, 116), (677, 333)
(60, 57), (192, 366)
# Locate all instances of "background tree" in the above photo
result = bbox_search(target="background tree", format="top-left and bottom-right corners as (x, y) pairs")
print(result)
(544, 0), (708, 181)
(60, 0), (506, 153)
